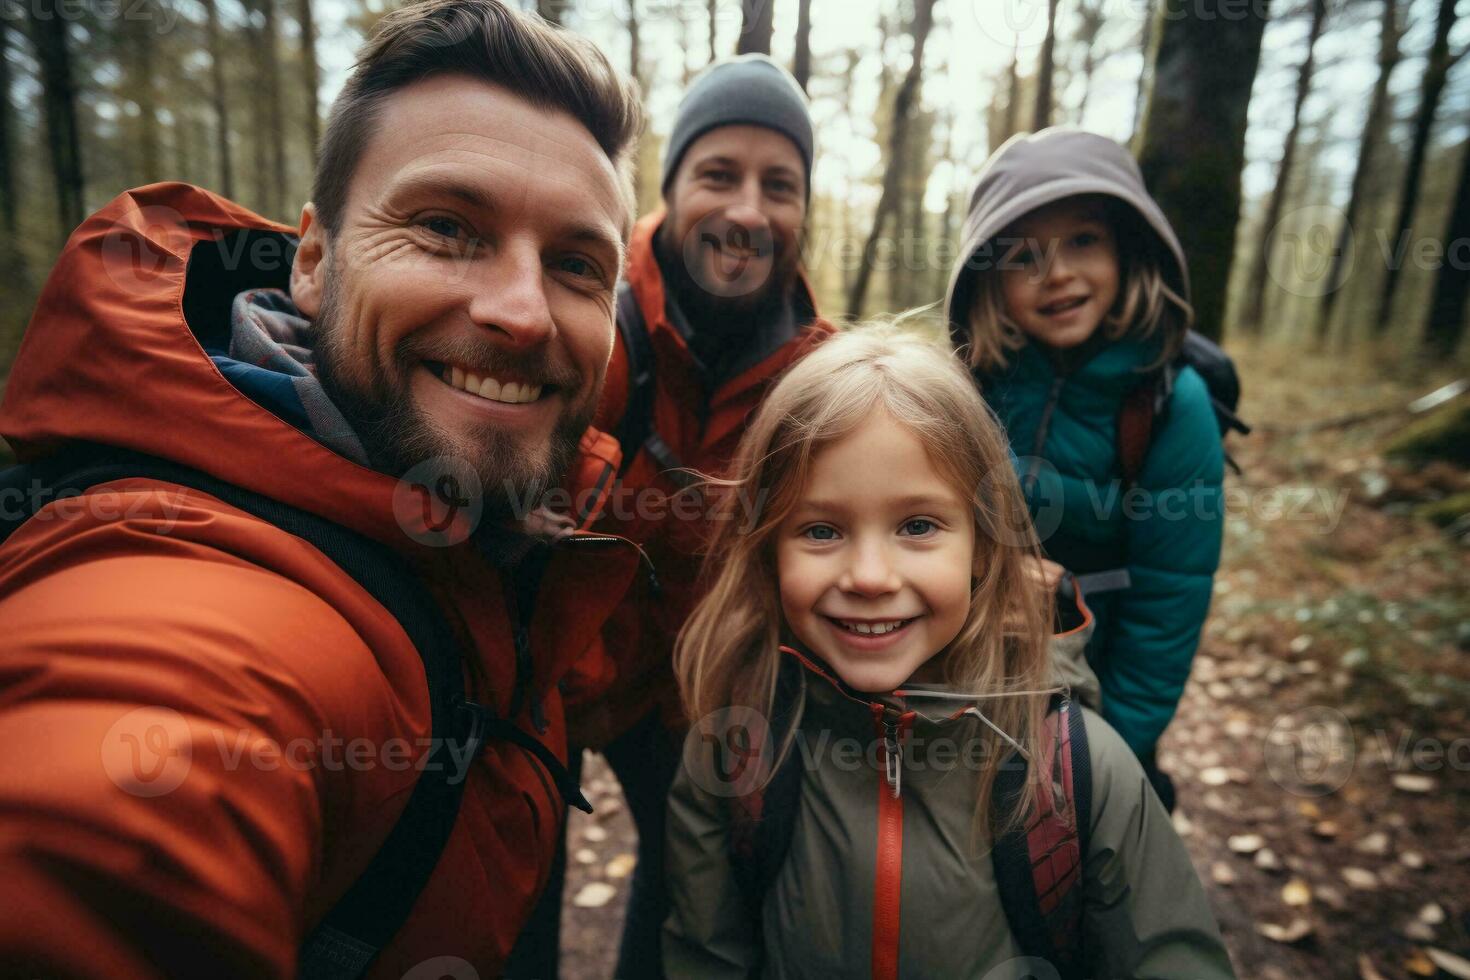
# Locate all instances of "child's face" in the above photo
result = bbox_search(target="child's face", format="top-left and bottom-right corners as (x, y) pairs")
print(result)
(776, 409), (976, 693)
(999, 196), (1120, 351)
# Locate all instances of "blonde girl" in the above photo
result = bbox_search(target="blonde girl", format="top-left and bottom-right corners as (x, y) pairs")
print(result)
(662, 324), (1233, 979)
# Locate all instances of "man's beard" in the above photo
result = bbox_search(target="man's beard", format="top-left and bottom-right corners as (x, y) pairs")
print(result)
(657, 209), (803, 347)
(312, 270), (592, 525)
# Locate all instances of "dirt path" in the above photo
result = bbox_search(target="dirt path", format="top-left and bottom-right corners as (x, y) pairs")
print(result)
(555, 343), (1470, 980)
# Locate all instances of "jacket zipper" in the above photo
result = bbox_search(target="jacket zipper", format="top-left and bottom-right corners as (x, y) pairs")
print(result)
(871, 706), (913, 980)
(1024, 375), (1066, 492)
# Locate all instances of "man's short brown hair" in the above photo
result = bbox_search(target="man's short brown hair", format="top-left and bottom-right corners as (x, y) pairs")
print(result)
(312, 0), (644, 239)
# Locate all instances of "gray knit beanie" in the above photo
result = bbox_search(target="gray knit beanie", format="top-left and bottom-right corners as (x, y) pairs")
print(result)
(660, 54), (815, 196)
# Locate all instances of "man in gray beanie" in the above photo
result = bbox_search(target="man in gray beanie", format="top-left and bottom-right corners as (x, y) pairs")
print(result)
(507, 54), (833, 980)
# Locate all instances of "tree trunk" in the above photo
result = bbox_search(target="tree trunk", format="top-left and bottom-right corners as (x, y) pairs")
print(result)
(1033, 0), (1057, 130)
(201, 0), (235, 199)
(628, 0), (642, 90)
(1317, 0), (1401, 343)
(1241, 0), (1327, 333)
(0, 17), (17, 235)
(737, 0), (773, 56)
(537, 0), (565, 25)
(1131, 0), (1156, 139)
(708, 0), (718, 63)
(1073, 0), (1105, 124)
(1135, 0), (1270, 342)
(793, 0), (813, 92)
(299, 0), (320, 165)
(257, 0), (287, 218)
(28, 0), (86, 239)
(1373, 0), (1460, 333)
(126, 0), (162, 184)
(847, 0), (939, 316)
(1422, 139), (1470, 357)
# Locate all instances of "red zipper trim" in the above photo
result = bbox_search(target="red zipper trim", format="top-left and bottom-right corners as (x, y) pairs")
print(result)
(871, 705), (913, 980)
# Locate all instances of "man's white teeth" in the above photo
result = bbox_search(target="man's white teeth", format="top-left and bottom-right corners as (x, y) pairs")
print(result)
(839, 619), (907, 635)
(446, 365), (542, 404)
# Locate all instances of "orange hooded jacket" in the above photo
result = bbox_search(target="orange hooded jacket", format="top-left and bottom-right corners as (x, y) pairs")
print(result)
(0, 184), (642, 977)
(578, 211), (834, 745)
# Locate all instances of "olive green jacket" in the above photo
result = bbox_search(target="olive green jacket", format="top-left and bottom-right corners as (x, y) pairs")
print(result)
(663, 637), (1234, 980)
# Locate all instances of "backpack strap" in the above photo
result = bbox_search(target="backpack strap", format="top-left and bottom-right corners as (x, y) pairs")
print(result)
(991, 697), (1092, 980)
(727, 656), (806, 921)
(1116, 366), (1173, 490)
(614, 281), (656, 479)
(612, 282), (698, 491)
(0, 444), (577, 979)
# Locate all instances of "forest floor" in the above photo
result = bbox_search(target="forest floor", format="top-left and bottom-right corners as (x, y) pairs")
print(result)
(558, 340), (1470, 980)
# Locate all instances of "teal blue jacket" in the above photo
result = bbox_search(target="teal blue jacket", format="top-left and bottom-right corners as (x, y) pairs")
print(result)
(981, 337), (1224, 756)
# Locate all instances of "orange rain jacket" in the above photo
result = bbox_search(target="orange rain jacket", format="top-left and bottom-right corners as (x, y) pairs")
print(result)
(0, 184), (643, 978)
(575, 212), (834, 746)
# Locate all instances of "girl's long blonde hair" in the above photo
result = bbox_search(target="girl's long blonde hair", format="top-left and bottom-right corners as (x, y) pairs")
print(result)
(962, 197), (1194, 374)
(674, 321), (1055, 836)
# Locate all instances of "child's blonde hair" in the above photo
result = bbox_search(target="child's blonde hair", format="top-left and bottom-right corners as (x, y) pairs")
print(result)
(962, 197), (1194, 374)
(675, 321), (1055, 836)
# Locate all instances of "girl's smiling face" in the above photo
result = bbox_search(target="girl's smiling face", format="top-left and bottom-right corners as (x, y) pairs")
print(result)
(776, 409), (976, 693)
(999, 195), (1120, 351)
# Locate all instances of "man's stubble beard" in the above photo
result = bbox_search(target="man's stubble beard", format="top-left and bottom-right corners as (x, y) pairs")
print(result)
(312, 259), (594, 523)
(657, 209), (804, 334)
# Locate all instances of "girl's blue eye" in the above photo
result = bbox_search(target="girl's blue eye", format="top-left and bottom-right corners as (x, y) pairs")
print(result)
(804, 525), (837, 541)
(901, 519), (936, 536)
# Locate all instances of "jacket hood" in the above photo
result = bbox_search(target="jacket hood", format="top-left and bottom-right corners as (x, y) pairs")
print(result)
(943, 128), (1190, 350)
(0, 183), (624, 553)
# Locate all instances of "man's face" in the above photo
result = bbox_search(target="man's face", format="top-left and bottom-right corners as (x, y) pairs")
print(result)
(660, 124), (806, 311)
(292, 75), (626, 508)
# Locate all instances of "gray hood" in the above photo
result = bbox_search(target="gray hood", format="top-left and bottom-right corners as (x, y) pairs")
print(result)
(944, 127), (1190, 349)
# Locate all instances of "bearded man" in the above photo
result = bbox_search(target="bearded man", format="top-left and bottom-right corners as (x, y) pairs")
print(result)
(0, 1), (646, 975)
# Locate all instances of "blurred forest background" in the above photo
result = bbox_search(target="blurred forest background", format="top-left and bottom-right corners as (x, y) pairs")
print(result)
(1, 0), (1469, 975)
(2, 0), (1470, 372)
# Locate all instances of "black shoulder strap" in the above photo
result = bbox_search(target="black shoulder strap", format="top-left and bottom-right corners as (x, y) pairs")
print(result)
(727, 656), (805, 921)
(615, 281), (656, 479)
(990, 697), (1091, 980)
(0, 445), (525, 980)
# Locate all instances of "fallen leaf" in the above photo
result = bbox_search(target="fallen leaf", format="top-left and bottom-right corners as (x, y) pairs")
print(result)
(1312, 820), (1340, 840)
(1201, 766), (1231, 787)
(1211, 861), (1237, 885)
(1282, 878), (1312, 906)
(1354, 831), (1390, 856)
(1341, 867), (1379, 890)
(596, 799), (624, 820)
(1427, 948), (1470, 979)
(582, 824), (608, 843)
(571, 882), (617, 908)
(1229, 833), (1265, 855)
(574, 848), (597, 865)
(1406, 949), (1436, 976)
(605, 853), (637, 879)
(1402, 921), (1436, 943)
(1172, 809), (1194, 836)
(1393, 773), (1436, 794)
(1256, 918), (1313, 944)
(1254, 848), (1283, 872)
(1297, 800), (1323, 819)
(1401, 850), (1427, 869)
(1419, 903), (1446, 926)
(1290, 635), (1313, 653)
(1358, 953), (1387, 980)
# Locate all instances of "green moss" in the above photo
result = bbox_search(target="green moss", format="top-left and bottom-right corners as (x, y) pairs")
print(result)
(1415, 491), (1470, 527)
(1384, 401), (1470, 466)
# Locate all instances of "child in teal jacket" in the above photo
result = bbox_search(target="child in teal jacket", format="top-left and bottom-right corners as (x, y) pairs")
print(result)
(945, 128), (1225, 808)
